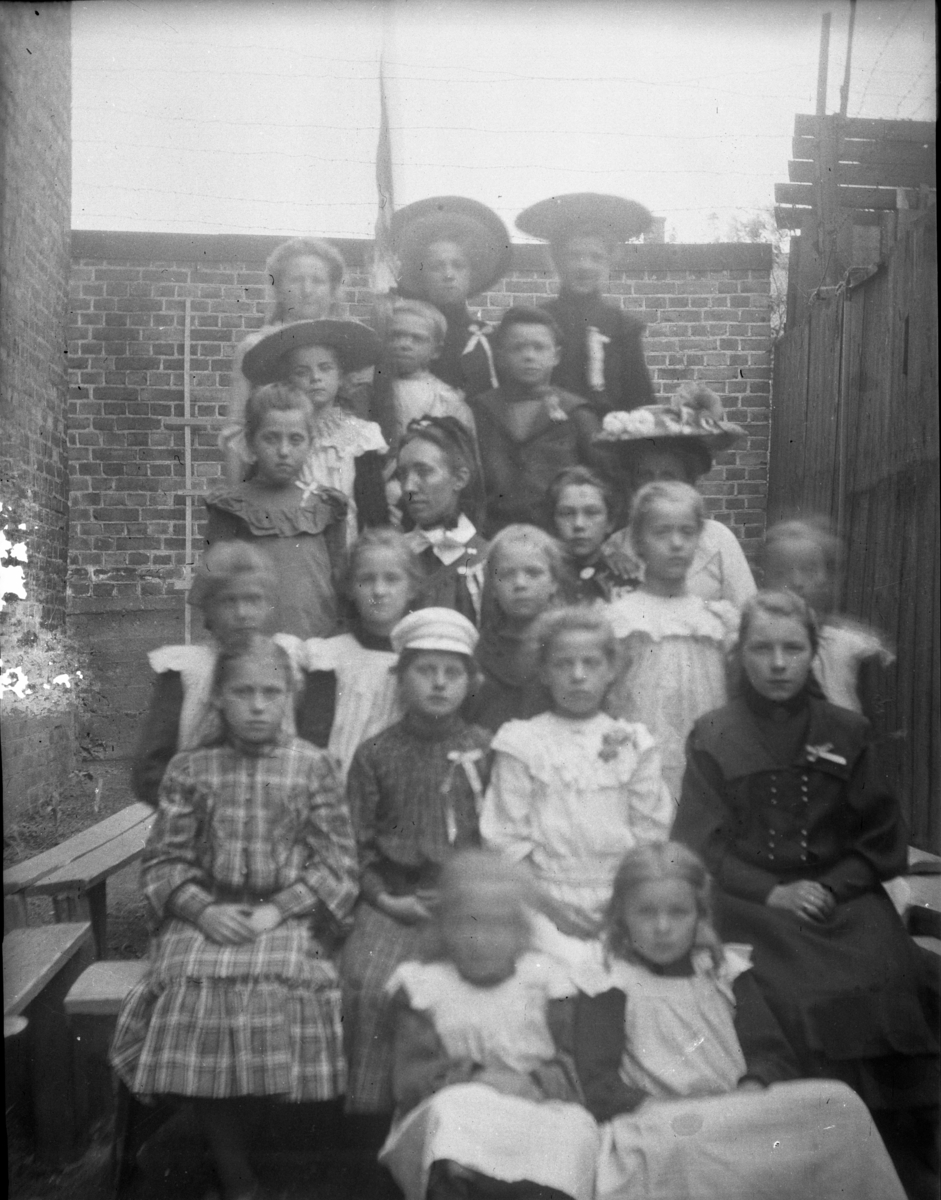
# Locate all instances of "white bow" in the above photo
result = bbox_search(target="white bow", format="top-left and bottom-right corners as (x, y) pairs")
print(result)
(463, 322), (499, 390)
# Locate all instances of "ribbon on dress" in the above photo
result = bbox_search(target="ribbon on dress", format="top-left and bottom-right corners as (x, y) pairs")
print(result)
(586, 326), (611, 392)
(805, 742), (848, 766)
(463, 321), (499, 390)
(441, 748), (486, 838)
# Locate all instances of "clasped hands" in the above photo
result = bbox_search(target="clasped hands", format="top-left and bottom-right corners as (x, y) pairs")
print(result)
(766, 880), (836, 922)
(198, 902), (283, 944)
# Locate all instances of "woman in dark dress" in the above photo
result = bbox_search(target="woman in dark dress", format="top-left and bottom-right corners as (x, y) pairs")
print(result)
(515, 192), (655, 416)
(388, 196), (511, 402)
(672, 591), (938, 1188)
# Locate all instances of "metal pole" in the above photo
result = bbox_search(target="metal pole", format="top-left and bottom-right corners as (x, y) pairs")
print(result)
(816, 12), (831, 115)
(839, 0), (857, 117)
(183, 298), (192, 646)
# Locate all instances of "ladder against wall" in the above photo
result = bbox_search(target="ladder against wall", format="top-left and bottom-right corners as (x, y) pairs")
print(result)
(775, 115), (936, 328)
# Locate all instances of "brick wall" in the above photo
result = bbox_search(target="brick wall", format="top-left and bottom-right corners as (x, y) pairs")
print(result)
(67, 233), (772, 614)
(0, 3), (72, 628)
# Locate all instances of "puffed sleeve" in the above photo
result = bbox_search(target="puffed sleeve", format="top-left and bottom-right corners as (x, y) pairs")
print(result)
(479, 741), (538, 865)
(623, 726), (675, 844)
(816, 741), (907, 901)
(673, 730), (780, 903)
(573, 989), (649, 1121)
(271, 751), (359, 928)
(143, 754), (216, 924)
(131, 671), (184, 807)
(346, 742), (387, 904)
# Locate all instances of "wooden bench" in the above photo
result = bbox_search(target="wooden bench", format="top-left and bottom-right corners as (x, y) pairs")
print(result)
(906, 846), (941, 948)
(4, 802), (155, 957)
(3, 922), (95, 1164)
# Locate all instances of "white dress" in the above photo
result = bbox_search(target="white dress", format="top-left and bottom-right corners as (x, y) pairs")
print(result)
(606, 592), (739, 801)
(814, 617), (895, 714)
(581, 948), (906, 1200)
(379, 953), (599, 1200)
(299, 408), (387, 542)
(302, 633), (402, 782)
(481, 712), (673, 937)
(391, 372), (476, 444)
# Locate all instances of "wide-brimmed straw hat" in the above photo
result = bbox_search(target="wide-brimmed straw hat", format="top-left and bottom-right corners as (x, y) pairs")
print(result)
(516, 193), (652, 252)
(241, 319), (379, 384)
(392, 196), (511, 297)
(594, 383), (745, 476)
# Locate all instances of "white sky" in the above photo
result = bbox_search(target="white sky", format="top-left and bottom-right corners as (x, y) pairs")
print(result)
(71, 0), (936, 243)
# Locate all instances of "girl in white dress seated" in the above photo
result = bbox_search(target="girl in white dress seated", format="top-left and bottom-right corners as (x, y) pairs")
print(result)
(573, 842), (906, 1200)
(480, 607), (672, 943)
(380, 849), (600, 1200)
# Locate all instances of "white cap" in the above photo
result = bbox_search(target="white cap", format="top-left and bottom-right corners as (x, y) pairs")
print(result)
(390, 608), (479, 657)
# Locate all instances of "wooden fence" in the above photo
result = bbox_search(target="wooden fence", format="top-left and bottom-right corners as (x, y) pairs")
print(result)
(768, 206), (939, 849)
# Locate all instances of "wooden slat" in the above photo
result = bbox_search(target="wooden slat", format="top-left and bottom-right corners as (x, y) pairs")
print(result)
(30, 817), (155, 896)
(795, 138), (936, 168)
(776, 182), (903, 211)
(3, 923), (93, 1016)
(775, 206), (811, 231)
(794, 114), (935, 143)
(4, 803), (154, 894)
(788, 159), (932, 189)
(64, 960), (147, 1017)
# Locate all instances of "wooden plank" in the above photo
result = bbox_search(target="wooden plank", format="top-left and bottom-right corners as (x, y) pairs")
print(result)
(3, 923), (93, 1016)
(788, 159), (933, 189)
(64, 960), (147, 1017)
(839, 140), (936, 169)
(775, 206), (812, 231)
(794, 114), (935, 143)
(3, 803), (154, 894)
(30, 816), (155, 896)
(776, 182), (904, 212)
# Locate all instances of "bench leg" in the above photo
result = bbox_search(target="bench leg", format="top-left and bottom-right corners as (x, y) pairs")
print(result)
(112, 1081), (179, 1200)
(28, 938), (95, 1165)
(52, 884), (107, 957)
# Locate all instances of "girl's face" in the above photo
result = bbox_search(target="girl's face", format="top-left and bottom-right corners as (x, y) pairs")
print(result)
(555, 234), (612, 295)
(349, 546), (414, 636)
(635, 498), (701, 588)
(287, 344), (342, 412)
(741, 611), (814, 702)
(542, 628), (616, 719)
(250, 408), (311, 486)
(396, 438), (468, 529)
(217, 657), (290, 746)
(632, 447), (695, 488)
(389, 312), (440, 378)
(623, 878), (699, 968)
(277, 254), (335, 321)
(764, 540), (831, 615)
(421, 239), (472, 307)
(208, 578), (272, 639)
(554, 483), (613, 562)
(399, 650), (470, 720)
(491, 545), (557, 622)
(442, 890), (526, 986)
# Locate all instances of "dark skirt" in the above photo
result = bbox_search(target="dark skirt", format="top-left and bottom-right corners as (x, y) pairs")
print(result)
(340, 901), (432, 1114)
(713, 887), (939, 1111)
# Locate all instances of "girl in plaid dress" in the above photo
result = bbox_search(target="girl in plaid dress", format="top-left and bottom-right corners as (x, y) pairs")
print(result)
(111, 635), (358, 1200)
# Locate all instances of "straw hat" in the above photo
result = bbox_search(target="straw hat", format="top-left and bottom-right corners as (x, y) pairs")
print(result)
(594, 383), (745, 476)
(392, 196), (511, 297)
(241, 319), (379, 384)
(516, 193), (652, 252)
(390, 607), (479, 657)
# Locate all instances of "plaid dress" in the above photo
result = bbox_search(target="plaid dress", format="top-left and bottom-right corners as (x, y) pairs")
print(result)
(340, 713), (491, 1113)
(110, 736), (358, 1102)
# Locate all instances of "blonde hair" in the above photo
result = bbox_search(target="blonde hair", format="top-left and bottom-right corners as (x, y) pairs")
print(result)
(339, 528), (422, 624)
(188, 542), (276, 631)
(604, 842), (724, 969)
(480, 524), (572, 632)
(629, 480), (704, 545)
(200, 633), (297, 747)
(388, 298), (447, 346)
(244, 381), (314, 445)
(738, 589), (819, 656)
(529, 606), (619, 670)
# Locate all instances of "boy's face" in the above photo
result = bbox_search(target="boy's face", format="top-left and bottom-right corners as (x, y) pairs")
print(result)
(287, 344), (342, 411)
(555, 234), (612, 295)
(389, 312), (439, 378)
(498, 322), (561, 389)
(399, 650), (470, 720)
(422, 239), (472, 307)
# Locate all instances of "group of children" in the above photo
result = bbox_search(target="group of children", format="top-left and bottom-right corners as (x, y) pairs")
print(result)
(112, 211), (937, 1200)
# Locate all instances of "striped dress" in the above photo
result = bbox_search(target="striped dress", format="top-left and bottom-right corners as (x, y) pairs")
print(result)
(340, 713), (491, 1113)
(110, 735), (358, 1102)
